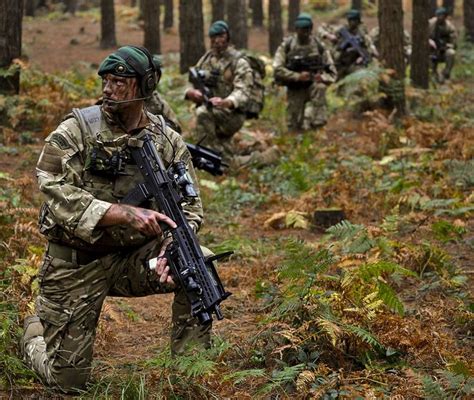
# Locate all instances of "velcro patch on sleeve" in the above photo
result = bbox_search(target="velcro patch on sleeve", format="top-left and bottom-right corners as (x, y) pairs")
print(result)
(37, 144), (66, 174)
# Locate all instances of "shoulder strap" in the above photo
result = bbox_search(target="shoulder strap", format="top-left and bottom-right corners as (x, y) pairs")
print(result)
(196, 50), (214, 69)
(72, 105), (102, 139)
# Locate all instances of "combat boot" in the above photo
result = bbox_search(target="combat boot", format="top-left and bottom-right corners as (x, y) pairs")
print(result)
(21, 315), (44, 362)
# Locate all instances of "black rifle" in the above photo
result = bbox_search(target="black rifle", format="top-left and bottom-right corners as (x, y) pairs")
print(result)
(278, 54), (331, 89)
(124, 131), (231, 325)
(338, 27), (370, 66)
(186, 142), (227, 176)
(188, 67), (214, 109)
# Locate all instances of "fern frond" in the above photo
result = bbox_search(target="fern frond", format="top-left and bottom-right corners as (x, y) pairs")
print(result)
(326, 220), (364, 240)
(376, 281), (405, 316)
(422, 376), (448, 400)
(343, 324), (384, 350)
(359, 261), (417, 281)
(317, 317), (342, 347)
(224, 369), (267, 385)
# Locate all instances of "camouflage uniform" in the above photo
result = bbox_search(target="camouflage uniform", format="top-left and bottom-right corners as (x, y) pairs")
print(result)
(429, 17), (457, 80)
(145, 90), (182, 133)
(24, 107), (211, 393)
(333, 24), (374, 80)
(273, 35), (337, 131)
(187, 47), (253, 160)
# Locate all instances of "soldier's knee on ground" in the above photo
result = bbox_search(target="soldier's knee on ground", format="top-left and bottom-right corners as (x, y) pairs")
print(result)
(170, 245), (214, 356)
(51, 364), (90, 394)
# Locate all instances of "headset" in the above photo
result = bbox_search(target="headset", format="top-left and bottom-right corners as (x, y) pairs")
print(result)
(115, 46), (161, 98)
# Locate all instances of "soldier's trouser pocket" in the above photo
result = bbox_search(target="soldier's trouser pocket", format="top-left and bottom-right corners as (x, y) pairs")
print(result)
(36, 285), (103, 392)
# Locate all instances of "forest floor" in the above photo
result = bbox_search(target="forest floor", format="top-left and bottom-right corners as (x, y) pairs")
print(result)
(1, 3), (473, 400)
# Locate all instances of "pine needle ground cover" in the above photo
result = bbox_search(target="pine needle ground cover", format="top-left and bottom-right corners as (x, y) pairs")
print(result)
(1, 26), (473, 400)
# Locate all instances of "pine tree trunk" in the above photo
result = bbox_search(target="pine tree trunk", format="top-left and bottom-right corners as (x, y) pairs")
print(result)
(131, 0), (137, 6)
(163, 0), (173, 30)
(211, 0), (225, 21)
(0, 0), (23, 94)
(250, 0), (264, 28)
(268, 0), (283, 55)
(442, 0), (455, 14)
(64, 0), (78, 14)
(226, 0), (248, 49)
(429, 0), (437, 16)
(379, 0), (405, 115)
(100, 0), (116, 48)
(411, 0), (431, 88)
(287, 0), (300, 32)
(351, 0), (363, 10)
(179, 0), (205, 73)
(25, 0), (37, 16)
(144, 0), (160, 53)
(465, 0), (474, 42)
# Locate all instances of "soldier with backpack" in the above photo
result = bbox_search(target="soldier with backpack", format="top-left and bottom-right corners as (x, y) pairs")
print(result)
(185, 20), (264, 161)
(273, 13), (337, 132)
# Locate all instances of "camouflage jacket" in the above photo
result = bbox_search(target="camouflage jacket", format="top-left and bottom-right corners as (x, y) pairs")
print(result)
(273, 34), (337, 85)
(36, 107), (203, 251)
(334, 24), (375, 66)
(429, 17), (457, 49)
(188, 46), (253, 109)
(145, 90), (182, 133)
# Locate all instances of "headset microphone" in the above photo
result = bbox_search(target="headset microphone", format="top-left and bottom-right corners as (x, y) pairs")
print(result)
(103, 96), (149, 104)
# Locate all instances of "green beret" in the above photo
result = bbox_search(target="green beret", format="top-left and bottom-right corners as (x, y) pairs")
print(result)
(294, 12), (313, 29)
(435, 7), (448, 16)
(209, 20), (229, 37)
(98, 46), (150, 77)
(346, 9), (361, 20)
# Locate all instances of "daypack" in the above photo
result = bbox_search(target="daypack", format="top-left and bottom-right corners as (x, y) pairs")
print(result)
(234, 53), (266, 119)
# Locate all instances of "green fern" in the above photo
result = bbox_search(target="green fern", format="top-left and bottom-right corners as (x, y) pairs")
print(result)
(358, 261), (417, 281)
(326, 220), (364, 240)
(376, 281), (405, 316)
(223, 368), (267, 385)
(343, 324), (384, 351)
(258, 364), (306, 395)
(422, 376), (449, 400)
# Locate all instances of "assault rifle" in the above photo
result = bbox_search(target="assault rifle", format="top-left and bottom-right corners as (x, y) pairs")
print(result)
(279, 54), (331, 89)
(124, 131), (231, 325)
(186, 142), (227, 176)
(188, 67), (214, 109)
(338, 27), (370, 66)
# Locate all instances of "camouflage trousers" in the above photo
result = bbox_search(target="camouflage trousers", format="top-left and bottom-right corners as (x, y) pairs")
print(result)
(287, 82), (328, 131)
(432, 48), (456, 79)
(195, 104), (246, 161)
(23, 240), (213, 393)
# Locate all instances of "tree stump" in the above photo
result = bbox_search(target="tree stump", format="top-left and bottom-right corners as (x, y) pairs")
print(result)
(312, 208), (346, 231)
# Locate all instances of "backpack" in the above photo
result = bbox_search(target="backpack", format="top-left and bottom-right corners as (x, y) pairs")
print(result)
(234, 53), (266, 119)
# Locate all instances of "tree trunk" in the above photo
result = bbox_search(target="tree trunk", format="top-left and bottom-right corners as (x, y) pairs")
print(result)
(378, 0), (405, 115)
(287, 0), (300, 32)
(410, 0), (431, 88)
(179, 0), (205, 73)
(25, 0), (37, 16)
(0, 0), (23, 94)
(64, 0), (78, 14)
(268, 0), (283, 55)
(100, 0), (116, 48)
(143, 0), (160, 53)
(250, 0), (264, 28)
(131, 0), (137, 6)
(429, 0), (437, 16)
(465, 0), (474, 42)
(442, 0), (455, 14)
(163, 0), (173, 30)
(351, 0), (363, 10)
(139, 0), (146, 19)
(226, 0), (248, 49)
(211, 0), (225, 21)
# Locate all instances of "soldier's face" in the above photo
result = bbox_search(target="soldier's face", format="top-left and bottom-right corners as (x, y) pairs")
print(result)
(437, 14), (447, 23)
(210, 32), (229, 54)
(348, 18), (359, 31)
(296, 27), (312, 42)
(101, 74), (140, 113)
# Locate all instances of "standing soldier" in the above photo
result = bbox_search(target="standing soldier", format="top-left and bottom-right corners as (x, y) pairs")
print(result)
(184, 20), (254, 161)
(429, 7), (457, 83)
(333, 9), (375, 80)
(273, 13), (337, 132)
